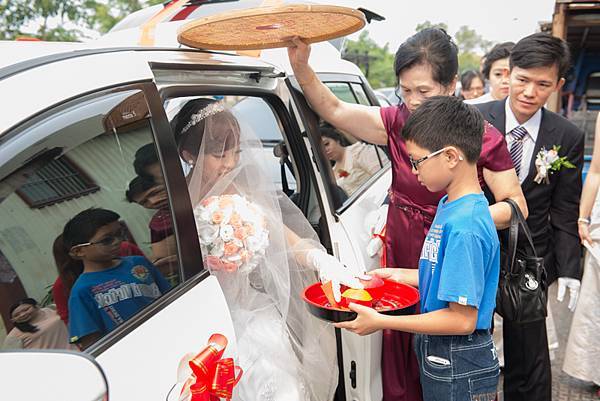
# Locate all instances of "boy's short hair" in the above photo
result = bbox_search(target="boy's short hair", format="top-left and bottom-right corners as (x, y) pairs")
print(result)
(402, 96), (484, 163)
(510, 33), (570, 80)
(125, 175), (155, 203)
(482, 42), (514, 79)
(63, 208), (120, 249)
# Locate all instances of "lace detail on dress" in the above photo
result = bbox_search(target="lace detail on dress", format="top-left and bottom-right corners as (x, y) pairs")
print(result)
(259, 380), (276, 401)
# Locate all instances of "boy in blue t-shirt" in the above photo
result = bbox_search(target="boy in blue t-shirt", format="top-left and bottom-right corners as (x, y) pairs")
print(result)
(336, 96), (500, 401)
(63, 208), (170, 349)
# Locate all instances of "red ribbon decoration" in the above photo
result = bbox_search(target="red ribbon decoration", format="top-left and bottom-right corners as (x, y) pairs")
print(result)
(181, 334), (243, 401)
(374, 225), (387, 267)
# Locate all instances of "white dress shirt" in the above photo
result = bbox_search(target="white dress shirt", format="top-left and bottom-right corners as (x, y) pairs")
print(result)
(505, 98), (542, 183)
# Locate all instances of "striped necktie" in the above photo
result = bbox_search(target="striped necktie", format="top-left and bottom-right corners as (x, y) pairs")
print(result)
(509, 126), (528, 177)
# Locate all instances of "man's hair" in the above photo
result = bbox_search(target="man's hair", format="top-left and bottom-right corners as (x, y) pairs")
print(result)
(394, 28), (458, 87)
(510, 33), (570, 79)
(62, 208), (120, 249)
(482, 42), (514, 79)
(402, 96), (484, 163)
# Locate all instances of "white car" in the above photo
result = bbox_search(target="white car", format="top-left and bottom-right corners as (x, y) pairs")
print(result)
(0, 2), (391, 400)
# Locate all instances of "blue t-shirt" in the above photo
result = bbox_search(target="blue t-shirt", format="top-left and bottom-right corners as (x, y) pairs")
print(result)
(418, 193), (500, 329)
(68, 256), (171, 343)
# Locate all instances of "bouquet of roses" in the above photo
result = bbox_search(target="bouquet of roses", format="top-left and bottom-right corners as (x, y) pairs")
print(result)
(193, 194), (269, 273)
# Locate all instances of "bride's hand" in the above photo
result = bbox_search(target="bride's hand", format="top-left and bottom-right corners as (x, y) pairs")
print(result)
(306, 249), (363, 302)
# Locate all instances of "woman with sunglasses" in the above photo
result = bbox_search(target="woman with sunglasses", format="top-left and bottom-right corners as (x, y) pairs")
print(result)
(288, 28), (526, 401)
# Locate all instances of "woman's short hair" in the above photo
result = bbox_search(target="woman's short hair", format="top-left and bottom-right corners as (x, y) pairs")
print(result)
(482, 42), (514, 79)
(394, 28), (458, 87)
(320, 124), (350, 147)
(460, 70), (484, 91)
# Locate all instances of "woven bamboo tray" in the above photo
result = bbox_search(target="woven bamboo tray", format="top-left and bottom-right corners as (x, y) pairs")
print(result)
(177, 4), (366, 50)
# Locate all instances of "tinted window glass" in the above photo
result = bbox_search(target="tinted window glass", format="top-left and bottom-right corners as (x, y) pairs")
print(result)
(0, 88), (181, 351)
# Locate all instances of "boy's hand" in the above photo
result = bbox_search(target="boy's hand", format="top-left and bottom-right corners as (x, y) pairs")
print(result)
(370, 268), (419, 288)
(334, 303), (384, 336)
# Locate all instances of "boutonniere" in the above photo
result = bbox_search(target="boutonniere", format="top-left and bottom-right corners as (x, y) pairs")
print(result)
(338, 169), (350, 178)
(534, 145), (576, 184)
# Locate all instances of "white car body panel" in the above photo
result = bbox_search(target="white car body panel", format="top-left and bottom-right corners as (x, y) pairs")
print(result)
(96, 276), (237, 401)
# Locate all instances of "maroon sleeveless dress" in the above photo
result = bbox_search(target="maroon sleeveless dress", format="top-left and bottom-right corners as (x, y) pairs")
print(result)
(380, 104), (513, 401)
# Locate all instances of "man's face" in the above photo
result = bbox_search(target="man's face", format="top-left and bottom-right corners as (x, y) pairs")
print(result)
(508, 64), (565, 122)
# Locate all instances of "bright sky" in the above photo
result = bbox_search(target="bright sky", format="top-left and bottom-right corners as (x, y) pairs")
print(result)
(319, 0), (556, 53)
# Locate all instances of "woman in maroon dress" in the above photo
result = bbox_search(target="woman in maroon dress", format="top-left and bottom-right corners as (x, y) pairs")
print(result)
(288, 28), (527, 401)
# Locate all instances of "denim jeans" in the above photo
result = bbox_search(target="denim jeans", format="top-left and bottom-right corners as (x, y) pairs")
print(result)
(414, 331), (500, 401)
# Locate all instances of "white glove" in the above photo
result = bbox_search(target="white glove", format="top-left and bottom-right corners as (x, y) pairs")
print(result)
(365, 204), (388, 258)
(306, 249), (363, 302)
(557, 277), (581, 312)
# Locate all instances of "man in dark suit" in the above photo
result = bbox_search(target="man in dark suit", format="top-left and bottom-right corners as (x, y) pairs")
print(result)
(476, 33), (584, 401)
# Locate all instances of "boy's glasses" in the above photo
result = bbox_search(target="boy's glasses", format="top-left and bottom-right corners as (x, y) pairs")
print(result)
(409, 147), (449, 170)
(72, 229), (126, 249)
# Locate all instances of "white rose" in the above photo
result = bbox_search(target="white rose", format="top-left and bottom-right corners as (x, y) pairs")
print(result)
(197, 224), (219, 245)
(220, 225), (234, 242)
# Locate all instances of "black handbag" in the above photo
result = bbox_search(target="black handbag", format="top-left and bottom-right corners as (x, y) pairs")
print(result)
(496, 199), (548, 323)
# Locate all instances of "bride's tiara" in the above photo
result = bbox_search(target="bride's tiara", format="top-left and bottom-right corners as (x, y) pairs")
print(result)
(180, 102), (225, 135)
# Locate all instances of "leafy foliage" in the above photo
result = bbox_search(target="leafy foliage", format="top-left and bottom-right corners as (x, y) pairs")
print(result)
(0, 0), (164, 41)
(343, 31), (396, 89)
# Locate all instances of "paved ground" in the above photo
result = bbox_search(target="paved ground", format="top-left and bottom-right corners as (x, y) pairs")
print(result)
(497, 284), (598, 400)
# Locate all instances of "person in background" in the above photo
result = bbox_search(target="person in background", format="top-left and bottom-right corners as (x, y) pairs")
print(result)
(459, 70), (485, 100)
(562, 114), (600, 395)
(2, 298), (75, 350)
(476, 33), (584, 401)
(467, 42), (514, 105)
(63, 208), (170, 349)
(288, 28), (525, 401)
(51, 233), (144, 326)
(321, 124), (388, 196)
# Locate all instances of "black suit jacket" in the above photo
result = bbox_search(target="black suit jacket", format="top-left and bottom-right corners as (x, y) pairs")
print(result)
(476, 99), (584, 283)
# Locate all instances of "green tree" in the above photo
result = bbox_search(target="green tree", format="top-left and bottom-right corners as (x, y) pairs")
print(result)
(0, 0), (163, 41)
(343, 31), (396, 89)
(414, 22), (493, 73)
(415, 20), (448, 33)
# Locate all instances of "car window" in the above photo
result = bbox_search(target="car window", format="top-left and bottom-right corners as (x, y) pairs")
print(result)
(0, 87), (181, 351)
(322, 82), (390, 204)
(165, 95), (298, 196)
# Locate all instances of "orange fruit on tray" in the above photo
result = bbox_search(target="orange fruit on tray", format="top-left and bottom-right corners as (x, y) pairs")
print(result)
(357, 274), (385, 301)
(341, 288), (373, 308)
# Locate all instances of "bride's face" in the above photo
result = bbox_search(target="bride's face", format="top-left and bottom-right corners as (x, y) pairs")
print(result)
(201, 145), (241, 187)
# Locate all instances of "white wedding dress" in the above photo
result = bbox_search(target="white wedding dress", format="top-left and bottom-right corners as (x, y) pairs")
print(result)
(177, 98), (338, 401)
(562, 191), (600, 385)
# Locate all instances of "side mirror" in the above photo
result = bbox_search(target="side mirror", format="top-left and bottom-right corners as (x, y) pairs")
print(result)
(0, 350), (108, 401)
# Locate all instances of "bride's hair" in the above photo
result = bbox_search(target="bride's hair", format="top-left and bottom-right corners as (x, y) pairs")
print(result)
(172, 98), (241, 159)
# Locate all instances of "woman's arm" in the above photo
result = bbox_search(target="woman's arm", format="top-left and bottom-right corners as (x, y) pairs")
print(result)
(579, 116), (600, 244)
(288, 38), (388, 145)
(483, 168), (528, 229)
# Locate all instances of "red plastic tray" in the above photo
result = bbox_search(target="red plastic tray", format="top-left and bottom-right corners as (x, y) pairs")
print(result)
(302, 279), (420, 322)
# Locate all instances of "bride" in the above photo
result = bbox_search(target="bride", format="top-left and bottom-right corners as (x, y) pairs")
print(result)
(170, 98), (360, 400)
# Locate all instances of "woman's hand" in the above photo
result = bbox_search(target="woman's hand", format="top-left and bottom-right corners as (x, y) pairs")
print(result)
(334, 303), (385, 335)
(578, 220), (592, 245)
(287, 37), (311, 72)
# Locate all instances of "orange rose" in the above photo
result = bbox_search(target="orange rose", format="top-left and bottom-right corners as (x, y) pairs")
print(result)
(244, 223), (255, 235)
(239, 250), (250, 263)
(234, 226), (248, 240)
(219, 196), (234, 208)
(211, 211), (224, 224)
(223, 242), (239, 256)
(229, 212), (241, 226)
